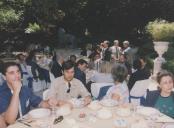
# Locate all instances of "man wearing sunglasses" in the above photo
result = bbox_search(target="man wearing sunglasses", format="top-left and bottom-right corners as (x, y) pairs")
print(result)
(49, 60), (91, 107)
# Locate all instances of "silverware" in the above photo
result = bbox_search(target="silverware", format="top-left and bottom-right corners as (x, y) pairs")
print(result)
(18, 120), (32, 127)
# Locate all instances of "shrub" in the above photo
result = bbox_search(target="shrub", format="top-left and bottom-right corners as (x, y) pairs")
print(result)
(146, 19), (174, 42)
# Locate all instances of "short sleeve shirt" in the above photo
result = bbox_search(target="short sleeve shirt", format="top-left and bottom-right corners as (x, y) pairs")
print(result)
(49, 76), (90, 100)
(0, 82), (42, 115)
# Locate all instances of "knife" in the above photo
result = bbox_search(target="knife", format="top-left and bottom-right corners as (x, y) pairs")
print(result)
(18, 120), (32, 127)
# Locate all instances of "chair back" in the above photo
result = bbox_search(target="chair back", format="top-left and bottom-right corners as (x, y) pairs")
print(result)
(129, 95), (145, 105)
(97, 85), (113, 100)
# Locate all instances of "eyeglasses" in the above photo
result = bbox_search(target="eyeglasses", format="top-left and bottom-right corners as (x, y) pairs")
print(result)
(66, 82), (71, 93)
(53, 116), (64, 124)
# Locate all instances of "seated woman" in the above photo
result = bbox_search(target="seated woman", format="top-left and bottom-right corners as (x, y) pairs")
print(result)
(90, 62), (113, 83)
(143, 70), (174, 118)
(104, 64), (129, 104)
(0, 115), (6, 128)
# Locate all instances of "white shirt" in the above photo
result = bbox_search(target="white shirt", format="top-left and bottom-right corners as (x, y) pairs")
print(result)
(104, 81), (129, 104)
(123, 47), (131, 54)
(91, 72), (113, 83)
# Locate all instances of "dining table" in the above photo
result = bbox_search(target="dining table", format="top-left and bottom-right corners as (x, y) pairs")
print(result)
(7, 103), (174, 128)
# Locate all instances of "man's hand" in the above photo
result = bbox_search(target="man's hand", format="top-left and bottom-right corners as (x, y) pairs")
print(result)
(48, 98), (58, 107)
(11, 80), (22, 94)
(83, 96), (92, 106)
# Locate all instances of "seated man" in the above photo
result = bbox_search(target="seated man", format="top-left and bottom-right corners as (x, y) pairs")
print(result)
(74, 59), (88, 86)
(49, 60), (91, 106)
(0, 62), (55, 124)
(0, 115), (6, 128)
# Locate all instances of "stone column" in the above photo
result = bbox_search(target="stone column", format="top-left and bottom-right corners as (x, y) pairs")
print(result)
(153, 41), (169, 76)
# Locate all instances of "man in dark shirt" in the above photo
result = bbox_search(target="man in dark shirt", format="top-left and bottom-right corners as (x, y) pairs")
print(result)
(51, 53), (64, 78)
(102, 40), (111, 62)
(74, 59), (88, 86)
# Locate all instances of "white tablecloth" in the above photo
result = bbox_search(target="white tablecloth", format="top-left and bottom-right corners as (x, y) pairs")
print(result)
(8, 105), (171, 128)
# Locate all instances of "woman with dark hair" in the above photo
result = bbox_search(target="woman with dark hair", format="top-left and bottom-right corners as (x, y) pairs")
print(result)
(128, 58), (150, 91)
(143, 70), (174, 118)
(104, 64), (129, 104)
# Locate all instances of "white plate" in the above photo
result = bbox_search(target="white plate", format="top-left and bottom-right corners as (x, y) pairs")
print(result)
(88, 100), (102, 110)
(137, 106), (159, 116)
(70, 98), (85, 108)
(130, 121), (148, 128)
(162, 124), (174, 128)
(56, 105), (71, 116)
(114, 119), (128, 127)
(29, 108), (51, 119)
(116, 108), (131, 117)
(156, 114), (174, 123)
(97, 109), (112, 119)
(100, 99), (118, 107)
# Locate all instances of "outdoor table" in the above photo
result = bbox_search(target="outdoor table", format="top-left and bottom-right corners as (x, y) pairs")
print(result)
(7, 104), (172, 128)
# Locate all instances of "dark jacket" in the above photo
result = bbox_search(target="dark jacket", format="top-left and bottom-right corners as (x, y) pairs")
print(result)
(103, 48), (111, 62)
(26, 60), (42, 80)
(142, 90), (174, 107)
(128, 68), (150, 90)
(74, 67), (86, 86)
(51, 61), (62, 78)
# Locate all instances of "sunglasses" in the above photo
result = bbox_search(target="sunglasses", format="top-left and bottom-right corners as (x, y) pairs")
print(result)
(53, 116), (63, 124)
(66, 82), (71, 93)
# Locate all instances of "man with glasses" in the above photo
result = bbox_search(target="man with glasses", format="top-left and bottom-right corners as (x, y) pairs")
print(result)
(49, 60), (91, 106)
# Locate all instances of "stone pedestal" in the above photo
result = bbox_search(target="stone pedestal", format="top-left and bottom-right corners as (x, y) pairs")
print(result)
(153, 41), (169, 76)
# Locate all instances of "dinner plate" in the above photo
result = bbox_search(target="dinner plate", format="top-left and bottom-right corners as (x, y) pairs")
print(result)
(100, 99), (118, 107)
(114, 119), (128, 127)
(162, 124), (174, 128)
(70, 98), (85, 108)
(155, 114), (174, 123)
(56, 105), (71, 116)
(29, 108), (51, 119)
(97, 108), (112, 119)
(136, 106), (159, 116)
(88, 100), (102, 110)
(116, 108), (131, 117)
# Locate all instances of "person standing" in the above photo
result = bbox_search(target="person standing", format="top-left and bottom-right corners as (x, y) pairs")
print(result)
(102, 40), (112, 62)
(110, 40), (122, 62)
(51, 52), (64, 78)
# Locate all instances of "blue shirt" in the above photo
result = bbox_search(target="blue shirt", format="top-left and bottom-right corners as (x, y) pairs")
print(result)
(0, 82), (42, 115)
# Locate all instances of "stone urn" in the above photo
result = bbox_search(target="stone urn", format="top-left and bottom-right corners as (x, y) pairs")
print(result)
(153, 41), (169, 75)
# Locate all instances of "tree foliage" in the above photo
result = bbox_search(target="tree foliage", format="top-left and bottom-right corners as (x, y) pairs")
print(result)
(0, 0), (174, 48)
